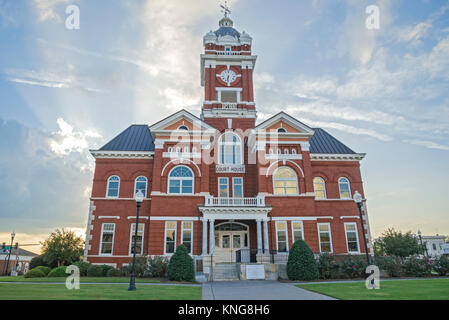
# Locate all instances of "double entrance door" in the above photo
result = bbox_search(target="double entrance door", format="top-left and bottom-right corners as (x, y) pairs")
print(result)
(214, 230), (249, 263)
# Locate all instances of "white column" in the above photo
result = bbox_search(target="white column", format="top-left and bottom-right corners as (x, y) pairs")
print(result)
(263, 220), (269, 254)
(256, 219), (262, 254)
(202, 219), (208, 256)
(209, 219), (215, 255)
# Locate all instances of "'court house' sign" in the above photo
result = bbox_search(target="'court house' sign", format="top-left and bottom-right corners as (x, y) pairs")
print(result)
(216, 164), (246, 173)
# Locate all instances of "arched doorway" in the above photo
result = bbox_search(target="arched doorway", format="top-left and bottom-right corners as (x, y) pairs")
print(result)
(214, 222), (250, 263)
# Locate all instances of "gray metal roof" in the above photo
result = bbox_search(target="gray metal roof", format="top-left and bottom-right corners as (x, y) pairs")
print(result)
(99, 125), (154, 151)
(214, 27), (240, 38)
(309, 128), (356, 154)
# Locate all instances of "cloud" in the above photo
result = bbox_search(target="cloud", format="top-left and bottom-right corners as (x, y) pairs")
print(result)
(403, 139), (449, 151)
(32, 0), (74, 22)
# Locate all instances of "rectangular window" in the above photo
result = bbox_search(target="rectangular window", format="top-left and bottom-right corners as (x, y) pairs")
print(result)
(232, 177), (243, 198)
(100, 223), (115, 255)
(165, 221), (177, 254)
(292, 221), (304, 242)
(182, 221), (193, 254)
(345, 223), (360, 253)
(318, 223), (333, 253)
(129, 223), (144, 255)
(218, 177), (229, 198)
(221, 91), (237, 102)
(276, 222), (288, 253)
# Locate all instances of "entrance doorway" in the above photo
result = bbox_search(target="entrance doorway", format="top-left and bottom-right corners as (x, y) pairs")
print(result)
(214, 222), (249, 263)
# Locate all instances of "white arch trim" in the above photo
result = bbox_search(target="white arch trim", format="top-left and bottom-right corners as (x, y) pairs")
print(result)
(214, 221), (249, 230)
(161, 158), (202, 177)
(265, 160), (304, 178)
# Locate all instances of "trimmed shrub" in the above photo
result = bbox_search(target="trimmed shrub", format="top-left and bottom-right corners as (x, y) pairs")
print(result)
(374, 256), (403, 277)
(106, 268), (121, 277)
(24, 268), (46, 278)
(119, 265), (131, 277)
(32, 266), (51, 276)
(167, 245), (195, 282)
(403, 255), (433, 277)
(317, 253), (339, 279)
(29, 256), (48, 269)
(101, 264), (115, 277)
(148, 256), (168, 278)
(47, 266), (67, 277)
(287, 240), (319, 281)
(73, 261), (91, 276)
(339, 255), (367, 279)
(87, 265), (103, 277)
(433, 255), (449, 276)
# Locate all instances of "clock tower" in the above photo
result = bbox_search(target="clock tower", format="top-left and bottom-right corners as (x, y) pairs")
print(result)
(200, 12), (257, 131)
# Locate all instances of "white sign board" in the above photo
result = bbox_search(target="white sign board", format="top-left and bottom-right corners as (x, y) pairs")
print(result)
(246, 264), (265, 280)
(216, 164), (245, 173)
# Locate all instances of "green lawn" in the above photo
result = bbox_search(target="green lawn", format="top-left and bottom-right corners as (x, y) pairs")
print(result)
(298, 279), (449, 300)
(0, 276), (160, 283)
(0, 283), (201, 300)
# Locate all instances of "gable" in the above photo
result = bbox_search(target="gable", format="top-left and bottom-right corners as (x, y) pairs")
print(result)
(255, 112), (315, 136)
(149, 109), (216, 134)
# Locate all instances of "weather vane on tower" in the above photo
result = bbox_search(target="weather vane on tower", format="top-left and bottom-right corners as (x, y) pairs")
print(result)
(220, 1), (231, 18)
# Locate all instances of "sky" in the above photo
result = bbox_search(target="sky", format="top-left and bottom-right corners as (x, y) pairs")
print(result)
(0, 0), (448, 253)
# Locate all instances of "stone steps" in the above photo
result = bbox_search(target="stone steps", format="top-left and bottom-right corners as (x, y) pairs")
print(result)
(212, 263), (239, 281)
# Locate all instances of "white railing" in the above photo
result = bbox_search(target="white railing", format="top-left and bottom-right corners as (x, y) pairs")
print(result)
(216, 51), (241, 55)
(222, 102), (238, 109)
(204, 195), (266, 207)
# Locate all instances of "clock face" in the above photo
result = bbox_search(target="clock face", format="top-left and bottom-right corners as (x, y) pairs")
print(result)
(220, 69), (237, 86)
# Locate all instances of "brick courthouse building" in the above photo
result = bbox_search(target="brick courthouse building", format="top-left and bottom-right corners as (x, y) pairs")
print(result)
(84, 13), (373, 279)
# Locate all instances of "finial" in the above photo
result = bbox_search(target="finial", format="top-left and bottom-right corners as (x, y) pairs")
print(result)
(220, 1), (231, 18)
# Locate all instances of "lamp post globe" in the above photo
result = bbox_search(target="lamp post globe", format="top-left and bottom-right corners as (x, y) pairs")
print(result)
(353, 191), (370, 265)
(128, 190), (145, 291)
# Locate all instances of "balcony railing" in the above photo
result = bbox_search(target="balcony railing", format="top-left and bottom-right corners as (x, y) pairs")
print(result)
(222, 102), (238, 109)
(204, 195), (266, 207)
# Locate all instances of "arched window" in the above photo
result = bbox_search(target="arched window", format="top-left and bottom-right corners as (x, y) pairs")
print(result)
(269, 149), (274, 154)
(277, 127), (287, 133)
(134, 176), (148, 198)
(219, 132), (242, 165)
(277, 149), (281, 154)
(106, 175), (120, 198)
(176, 147), (181, 153)
(313, 177), (326, 199)
(168, 166), (194, 194)
(192, 147), (197, 153)
(284, 149), (289, 155)
(292, 149), (297, 154)
(338, 177), (351, 199)
(273, 167), (298, 195)
(183, 147), (189, 153)
(178, 125), (188, 130)
(168, 147), (173, 152)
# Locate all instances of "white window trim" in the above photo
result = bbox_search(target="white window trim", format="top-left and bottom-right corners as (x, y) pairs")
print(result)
(313, 177), (327, 199)
(167, 165), (194, 195)
(181, 221), (194, 254)
(344, 222), (360, 254)
(134, 176), (148, 198)
(218, 132), (243, 165)
(106, 175), (120, 198)
(275, 221), (289, 253)
(218, 177), (229, 198)
(99, 223), (115, 256)
(272, 167), (299, 196)
(128, 223), (145, 256)
(338, 177), (352, 200)
(317, 223), (333, 253)
(232, 177), (244, 198)
(291, 221), (304, 243)
(164, 221), (177, 255)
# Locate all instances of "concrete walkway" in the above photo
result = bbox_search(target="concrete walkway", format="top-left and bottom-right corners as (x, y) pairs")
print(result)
(202, 280), (335, 300)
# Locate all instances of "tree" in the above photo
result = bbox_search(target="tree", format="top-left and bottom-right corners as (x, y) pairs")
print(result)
(287, 240), (319, 281)
(374, 228), (423, 257)
(41, 229), (84, 267)
(166, 244), (194, 282)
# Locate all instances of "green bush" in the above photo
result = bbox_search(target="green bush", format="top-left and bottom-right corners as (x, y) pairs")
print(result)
(47, 266), (67, 277)
(106, 268), (121, 277)
(433, 255), (449, 276)
(317, 253), (339, 279)
(29, 256), (48, 269)
(24, 268), (46, 278)
(287, 240), (319, 281)
(100, 264), (115, 277)
(339, 255), (367, 279)
(87, 265), (103, 277)
(374, 256), (403, 277)
(167, 245), (195, 282)
(148, 256), (168, 277)
(119, 265), (131, 277)
(32, 266), (51, 276)
(73, 261), (91, 276)
(403, 255), (432, 277)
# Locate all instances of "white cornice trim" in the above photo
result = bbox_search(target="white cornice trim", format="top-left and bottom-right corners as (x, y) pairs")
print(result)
(90, 150), (154, 159)
(127, 216), (150, 220)
(98, 216), (120, 220)
(310, 153), (366, 161)
(340, 216), (360, 219)
(271, 216), (334, 221)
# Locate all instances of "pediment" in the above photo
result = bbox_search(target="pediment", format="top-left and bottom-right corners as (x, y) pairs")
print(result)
(255, 112), (315, 136)
(149, 109), (216, 134)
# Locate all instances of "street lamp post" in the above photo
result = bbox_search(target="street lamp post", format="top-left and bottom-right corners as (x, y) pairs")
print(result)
(128, 190), (144, 291)
(417, 230), (428, 257)
(353, 191), (370, 265)
(4, 231), (15, 276)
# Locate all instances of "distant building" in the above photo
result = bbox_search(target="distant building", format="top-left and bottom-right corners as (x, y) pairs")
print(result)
(0, 248), (37, 276)
(422, 235), (447, 258)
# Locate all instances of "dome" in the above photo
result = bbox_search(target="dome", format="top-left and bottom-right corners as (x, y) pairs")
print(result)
(215, 16), (240, 39)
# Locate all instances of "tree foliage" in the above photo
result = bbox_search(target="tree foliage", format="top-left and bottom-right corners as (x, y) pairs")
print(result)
(373, 228), (423, 258)
(41, 229), (84, 267)
(287, 240), (319, 281)
(166, 244), (195, 282)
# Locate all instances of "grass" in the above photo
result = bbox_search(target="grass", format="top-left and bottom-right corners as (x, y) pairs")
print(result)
(0, 283), (201, 300)
(297, 278), (449, 300)
(0, 276), (160, 283)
